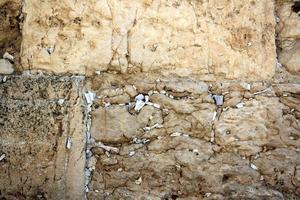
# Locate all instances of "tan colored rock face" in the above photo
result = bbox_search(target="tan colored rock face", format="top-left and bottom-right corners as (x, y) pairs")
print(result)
(21, 0), (276, 80)
(1, 0), (300, 199)
(87, 73), (300, 199)
(21, 0), (113, 74)
(0, 76), (85, 199)
(277, 1), (300, 75)
(0, 0), (21, 69)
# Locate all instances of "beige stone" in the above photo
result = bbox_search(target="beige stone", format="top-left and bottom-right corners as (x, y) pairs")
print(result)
(151, 94), (197, 114)
(87, 75), (300, 199)
(215, 96), (286, 156)
(279, 40), (300, 75)
(21, 0), (113, 74)
(0, 0), (21, 69)
(0, 76), (85, 199)
(21, 0), (276, 80)
(254, 148), (300, 196)
(277, 1), (300, 75)
(91, 106), (140, 143)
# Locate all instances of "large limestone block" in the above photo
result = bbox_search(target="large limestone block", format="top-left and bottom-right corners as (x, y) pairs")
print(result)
(130, 0), (276, 80)
(0, 76), (85, 199)
(91, 104), (163, 143)
(21, 0), (276, 80)
(21, 0), (113, 74)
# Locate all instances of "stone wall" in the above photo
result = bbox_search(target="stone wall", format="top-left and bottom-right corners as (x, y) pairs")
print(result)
(20, 0), (276, 80)
(85, 72), (300, 199)
(0, 0), (299, 200)
(276, 0), (300, 75)
(0, 76), (85, 199)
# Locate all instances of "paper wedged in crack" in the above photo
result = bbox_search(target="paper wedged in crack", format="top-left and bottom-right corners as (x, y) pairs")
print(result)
(87, 74), (300, 199)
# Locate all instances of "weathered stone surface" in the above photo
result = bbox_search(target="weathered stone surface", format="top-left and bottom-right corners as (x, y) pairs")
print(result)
(21, 0), (276, 80)
(1, 0), (300, 199)
(0, 75), (85, 199)
(254, 148), (300, 197)
(215, 97), (285, 156)
(277, 1), (300, 75)
(91, 106), (140, 143)
(0, 0), (21, 69)
(87, 74), (300, 199)
(279, 40), (300, 75)
(21, 0), (113, 74)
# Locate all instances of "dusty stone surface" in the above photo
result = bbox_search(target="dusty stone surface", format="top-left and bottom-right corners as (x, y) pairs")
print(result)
(0, 0), (300, 199)
(86, 73), (300, 199)
(21, 0), (276, 80)
(0, 0), (21, 69)
(276, 0), (300, 75)
(0, 75), (85, 199)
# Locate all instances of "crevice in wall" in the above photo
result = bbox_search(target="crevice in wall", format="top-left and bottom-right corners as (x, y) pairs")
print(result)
(291, 1), (300, 14)
(83, 90), (96, 197)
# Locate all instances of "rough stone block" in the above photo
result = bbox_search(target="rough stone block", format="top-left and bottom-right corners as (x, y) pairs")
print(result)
(87, 75), (300, 199)
(0, 0), (21, 70)
(0, 75), (85, 199)
(21, 0), (276, 80)
(277, 1), (300, 75)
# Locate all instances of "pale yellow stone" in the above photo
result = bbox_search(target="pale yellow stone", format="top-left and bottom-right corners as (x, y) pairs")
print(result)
(21, 0), (276, 80)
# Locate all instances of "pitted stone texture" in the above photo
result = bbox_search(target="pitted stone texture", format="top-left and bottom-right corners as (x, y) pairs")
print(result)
(0, 0), (21, 68)
(87, 74), (300, 199)
(254, 148), (300, 197)
(276, 1), (300, 75)
(21, 0), (275, 80)
(21, 0), (113, 74)
(91, 106), (141, 143)
(0, 75), (85, 200)
(215, 97), (285, 156)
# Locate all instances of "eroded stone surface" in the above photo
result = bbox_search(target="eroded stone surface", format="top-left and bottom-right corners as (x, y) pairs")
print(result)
(21, 0), (276, 80)
(0, 0), (21, 70)
(0, 0), (299, 199)
(87, 73), (300, 199)
(0, 75), (85, 199)
(277, 1), (300, 75)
